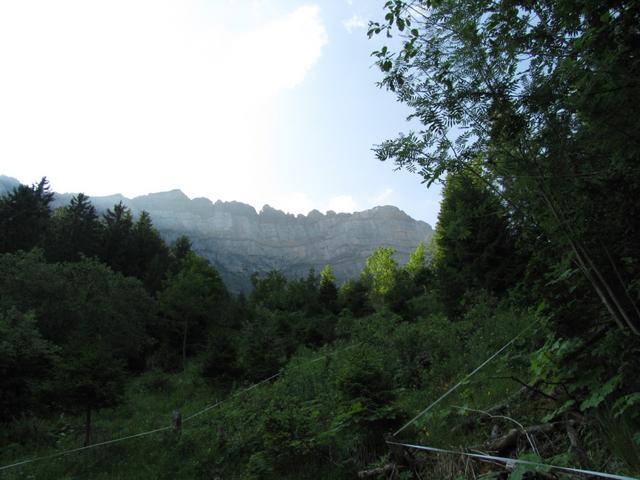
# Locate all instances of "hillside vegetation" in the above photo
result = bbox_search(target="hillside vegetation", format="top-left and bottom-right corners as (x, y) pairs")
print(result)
(0, 169), (638, 479)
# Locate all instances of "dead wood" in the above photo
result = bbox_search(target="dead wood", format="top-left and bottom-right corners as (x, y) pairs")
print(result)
(486, 421), (565, 453)
(358, 463), (395, 478)
(566, 421), (590, 468)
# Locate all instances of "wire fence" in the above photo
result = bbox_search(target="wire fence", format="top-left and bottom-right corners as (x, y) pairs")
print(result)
(0, 342), (359, 472)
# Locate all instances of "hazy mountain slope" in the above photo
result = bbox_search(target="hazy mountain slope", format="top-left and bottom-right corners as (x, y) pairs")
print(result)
(49, 189), (434, 291)
(0, 175), (20, 197)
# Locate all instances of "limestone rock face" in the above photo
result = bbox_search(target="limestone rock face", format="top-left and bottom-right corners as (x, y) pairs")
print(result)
(52, 189), (434, 292)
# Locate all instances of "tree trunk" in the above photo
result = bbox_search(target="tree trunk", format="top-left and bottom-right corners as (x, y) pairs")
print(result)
(84, 408), (92, 447)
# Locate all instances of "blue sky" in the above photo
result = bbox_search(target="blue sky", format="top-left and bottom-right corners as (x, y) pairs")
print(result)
(0, 0), (442, 226)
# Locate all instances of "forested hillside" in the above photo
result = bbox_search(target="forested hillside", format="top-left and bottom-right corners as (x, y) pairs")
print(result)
(1, 0), (639, 479)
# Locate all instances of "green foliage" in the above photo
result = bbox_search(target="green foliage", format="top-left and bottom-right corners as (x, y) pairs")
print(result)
(4, 15), (640, 466)
(404, 241), (427, 277)
(0, 252), (155, 360)
(595, 411), (640, 476)
(318, 265), (339, 313)
(334, 349), (402, 452)
(249, 270), (321, 315)
(169, 235), (193, 272)
(433, 170), (522, 318)
(338, 278), (373, 317)
(362, 246), (398, 301)
(200, 327), (241, 383)
(250, 270), (289, 310)
(55, 348), (127, 445)
(0, 308), (58, 420)
(46, 193), (101, 262)
(0, 251), (157, 448)
(507, 453), (552, 480)
(158, 252), (228, 370)
(100, 201), (135, 275)
(0, 177), (53, 254)
(235, 307), (290, 381)
(131, 210), (170, 292)
(371, 0), (640, 334)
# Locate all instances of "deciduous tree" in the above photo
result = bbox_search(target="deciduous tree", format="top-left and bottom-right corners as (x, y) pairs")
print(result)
(370, 0), (640, 333)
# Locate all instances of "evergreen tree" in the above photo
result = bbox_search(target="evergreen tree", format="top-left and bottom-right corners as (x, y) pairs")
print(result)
(169, 235), (193, 274)
(250, 271), (289, 311)
(319, 265), (339, 313)
(338, 278), (373, 317)
(132, 210), (170, 292)
(47, 193), (101, 262)
(100, 202), (135, 275)
(433, 171), (520, 318)
(0, 177), (53, 253)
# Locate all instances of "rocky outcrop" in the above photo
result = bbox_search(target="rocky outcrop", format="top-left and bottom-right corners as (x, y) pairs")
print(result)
(56, 189), (433, 292)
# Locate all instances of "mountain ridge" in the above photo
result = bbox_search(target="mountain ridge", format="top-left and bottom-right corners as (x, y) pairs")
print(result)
(1, 177), (433, 291)
(85, 190), (434, 291)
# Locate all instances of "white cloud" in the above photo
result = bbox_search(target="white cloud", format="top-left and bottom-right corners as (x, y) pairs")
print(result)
(342, 14), (366, 33)
(235, 5), (328, 92)
(249, 0), (272, 17)
(0, 1), (327, 204)
(327, 195), (358, 213)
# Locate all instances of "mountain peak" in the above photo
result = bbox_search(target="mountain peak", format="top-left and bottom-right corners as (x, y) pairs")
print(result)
(260, 205), (289, 218)
(134, 189), (190, 202)
(0, 175), (21, 196)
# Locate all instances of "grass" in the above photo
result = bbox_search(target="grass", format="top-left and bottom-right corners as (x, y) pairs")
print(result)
(0, 364), (222, 479)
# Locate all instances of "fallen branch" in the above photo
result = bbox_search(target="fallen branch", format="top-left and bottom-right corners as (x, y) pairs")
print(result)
(486, 421), (567, 453)
(358, 463), (395, 478)
(454, 406), (539, 454)
(566, 421), (590, 468)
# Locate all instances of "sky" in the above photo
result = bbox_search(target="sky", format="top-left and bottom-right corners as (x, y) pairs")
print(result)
(0, 0), (442, 226)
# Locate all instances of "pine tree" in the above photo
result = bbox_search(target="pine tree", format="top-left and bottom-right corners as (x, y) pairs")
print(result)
(434, 171), (520, 318)
(100, 202), (135, 275)
(0, 177), (53, 253)
(132, 211), (170, 292)
(319, 265), (338, 313)
(47, 193), (101, 262)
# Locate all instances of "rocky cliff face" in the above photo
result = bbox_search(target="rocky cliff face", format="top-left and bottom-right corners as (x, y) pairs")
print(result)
(54, 188), (433, 292)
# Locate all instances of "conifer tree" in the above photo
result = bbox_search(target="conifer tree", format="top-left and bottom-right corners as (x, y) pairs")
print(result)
(0, 177), (53, 253)
(132, 210), (170, 292)
(100, 201), (135, 275)
(319, 265), (339, 313)
(433, 171), (520, 318)
(47, 193), (101, 262)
